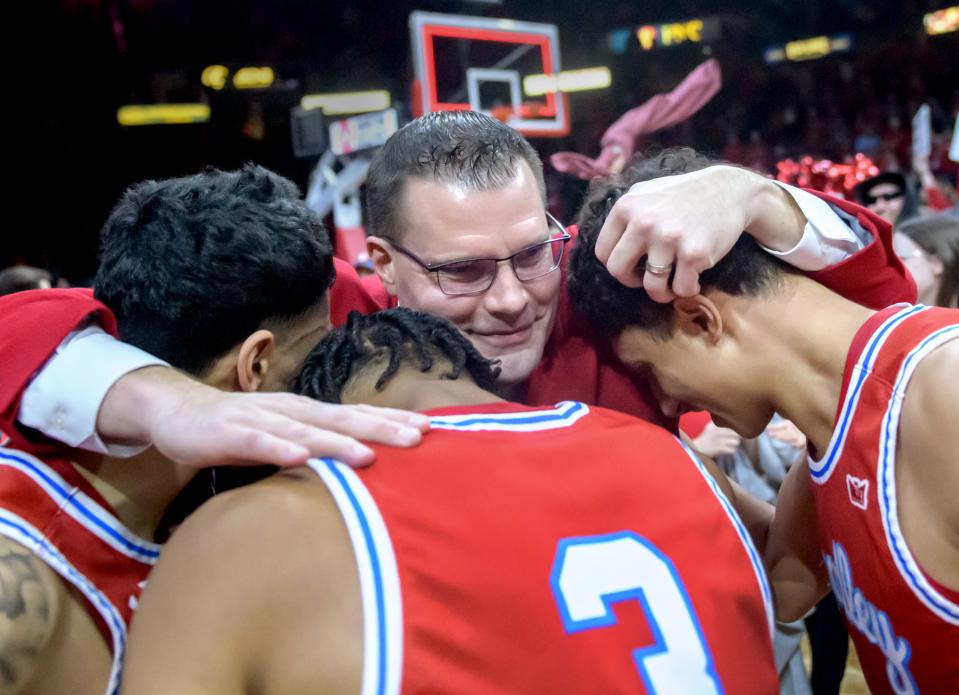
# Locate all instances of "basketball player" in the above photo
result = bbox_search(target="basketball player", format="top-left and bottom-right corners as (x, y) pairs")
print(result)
(0, 166), (424, 695)
(567, 148), (959, 695)
(121, 308), (779, 695)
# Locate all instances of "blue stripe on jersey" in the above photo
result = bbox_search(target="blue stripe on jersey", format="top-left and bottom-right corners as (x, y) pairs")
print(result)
(878, 323), (959, 624)
(319, 458), (391, 695)
(0, 449), (160, 562)
(811, 305), (928, 482)
(0, 510), (126, 695)
(680, 443), (776, 640)
(429, 400), (586, 430)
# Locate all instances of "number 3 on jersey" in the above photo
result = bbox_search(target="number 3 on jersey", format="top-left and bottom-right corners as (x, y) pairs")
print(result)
(550, 531), (723, 694)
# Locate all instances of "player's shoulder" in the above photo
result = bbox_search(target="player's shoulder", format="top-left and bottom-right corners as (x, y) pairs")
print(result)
(0, 534), (65, 690)
(901, 334), (959, 429)
(904, 326), (959, 395)
(586, 404), (684, 446)
(169, 466), (339, 556)
(144, 465), (355, 626)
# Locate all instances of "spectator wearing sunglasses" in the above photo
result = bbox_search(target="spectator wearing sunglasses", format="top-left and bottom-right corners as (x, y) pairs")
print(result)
(856, 172), (919, 228)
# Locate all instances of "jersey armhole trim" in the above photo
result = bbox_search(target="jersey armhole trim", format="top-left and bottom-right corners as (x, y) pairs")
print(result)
(677, 441), (776, 641)
(306, 459), (403, 695)
(810, 305), (929, 485)
(0, 508), (126, 695)
(877, 323), (959, 626)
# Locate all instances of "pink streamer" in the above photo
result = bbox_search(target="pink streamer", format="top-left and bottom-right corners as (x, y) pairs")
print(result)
(551, 59), (723, 179)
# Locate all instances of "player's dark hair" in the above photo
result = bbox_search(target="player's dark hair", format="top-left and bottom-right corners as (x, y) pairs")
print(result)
(296, 308), (501, 403)
(94, 164), (335, 375)
(365, 110), (546, 240)
(567, 147), (796, 339)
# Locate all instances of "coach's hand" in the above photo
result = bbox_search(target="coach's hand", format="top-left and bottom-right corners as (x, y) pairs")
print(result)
(594, 164), (807, 302)
(97, 367), (429, 468)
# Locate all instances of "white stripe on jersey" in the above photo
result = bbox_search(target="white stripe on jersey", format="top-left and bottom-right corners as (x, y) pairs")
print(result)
(307, 458), (403, 695)
(0, 508), (127, 695)
(429, 400), (590, 432)
(679, 442), (777, 641)
(876, 322), (959, 626)
(0, 448), (160, 564)
(809, 304), (929, 485)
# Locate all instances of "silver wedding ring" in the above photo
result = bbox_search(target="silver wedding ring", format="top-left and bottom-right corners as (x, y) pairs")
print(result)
(644, 262), (673, 276)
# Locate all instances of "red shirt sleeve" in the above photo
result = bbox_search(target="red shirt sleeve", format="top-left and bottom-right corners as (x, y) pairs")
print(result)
(924, 185), (952, 212)
(803, 190), (917, 308)
(679, 411), (712, 439)
(0, 288), (117, 433)
(329, 258), (392, 326)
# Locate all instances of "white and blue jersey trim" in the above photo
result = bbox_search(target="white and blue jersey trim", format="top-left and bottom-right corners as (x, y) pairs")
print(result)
(307, 458), (403, 695)
(876, 321), (959, 626)
(0, 448), (161, 564)
(679, 442), (776, 641)
(809, 304), (929, 485)
(0, 508), (127, 695)
(429, 400), (589, 432)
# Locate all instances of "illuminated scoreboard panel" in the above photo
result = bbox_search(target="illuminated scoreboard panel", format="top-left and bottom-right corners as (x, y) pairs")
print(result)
(764, 34), (855, 64)
(607, 17), (721, 53)
(924, 6), (959, 35)
(636, 18), (721, 51)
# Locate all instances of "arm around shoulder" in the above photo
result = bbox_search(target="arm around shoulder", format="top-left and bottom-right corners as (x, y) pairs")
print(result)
(804, 193), (917, 307)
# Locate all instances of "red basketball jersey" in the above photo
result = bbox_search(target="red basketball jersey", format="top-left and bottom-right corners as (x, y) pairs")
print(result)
(0, 447), (159, 695)
(309, 401), (778, 694)
(808, 304), (959, 695)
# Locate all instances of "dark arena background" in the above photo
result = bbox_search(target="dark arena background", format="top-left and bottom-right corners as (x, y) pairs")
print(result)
(9, 0), (957, 283)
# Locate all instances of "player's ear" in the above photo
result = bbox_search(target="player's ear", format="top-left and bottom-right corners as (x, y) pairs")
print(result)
(235, 330), (276, 393)
(367, 237), (399, 296)
(673, 295), (723, 345)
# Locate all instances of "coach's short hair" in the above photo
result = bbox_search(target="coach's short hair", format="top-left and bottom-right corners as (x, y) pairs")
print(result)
(94, 165), (334, 375)
(365, 110), (545, 240)
(567, 148), (795, 339)
(296, 308), (501, 403)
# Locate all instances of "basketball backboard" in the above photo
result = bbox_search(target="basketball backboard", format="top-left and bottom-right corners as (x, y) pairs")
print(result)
(409, 11), (569, 138)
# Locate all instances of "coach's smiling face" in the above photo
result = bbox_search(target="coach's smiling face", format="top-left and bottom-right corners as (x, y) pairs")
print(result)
(368, 159), (561, 389)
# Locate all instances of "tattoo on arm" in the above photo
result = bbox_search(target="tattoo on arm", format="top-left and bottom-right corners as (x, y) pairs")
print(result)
(0, 538), (60, 689)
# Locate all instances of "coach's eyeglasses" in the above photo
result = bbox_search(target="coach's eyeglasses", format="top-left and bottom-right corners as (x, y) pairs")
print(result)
(385, 212), (571, 296)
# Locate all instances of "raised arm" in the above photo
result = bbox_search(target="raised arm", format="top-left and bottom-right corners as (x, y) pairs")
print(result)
(595, 164), (915, 308)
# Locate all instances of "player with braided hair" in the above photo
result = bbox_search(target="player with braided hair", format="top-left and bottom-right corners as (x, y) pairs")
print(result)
(122, 307), (779, 695)
(296, 309), (501, 404)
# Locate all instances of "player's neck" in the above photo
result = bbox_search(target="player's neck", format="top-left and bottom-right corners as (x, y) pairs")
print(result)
(403, 379), (506, 411)
(357, 374), (505, 412)
(73, 448), (194, 541)
(744, 276), (875, 457)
